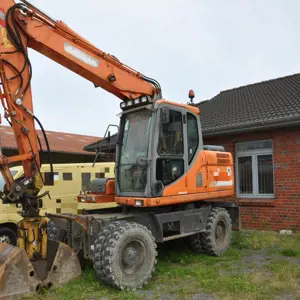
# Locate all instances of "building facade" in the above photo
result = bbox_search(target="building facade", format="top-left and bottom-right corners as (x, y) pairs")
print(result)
(199, 73), (300, 231)
(204, 128), (300, 231)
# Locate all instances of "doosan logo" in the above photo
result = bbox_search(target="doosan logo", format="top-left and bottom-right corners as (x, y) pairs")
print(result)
(64, 42), (99, 68)
(227, 167), (231, 176)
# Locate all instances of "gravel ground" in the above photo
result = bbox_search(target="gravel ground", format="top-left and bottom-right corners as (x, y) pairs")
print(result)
(126, 250), (300, 300)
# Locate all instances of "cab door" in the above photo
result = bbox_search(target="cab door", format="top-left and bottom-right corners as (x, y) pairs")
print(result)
(150, 103), (206, 197)
(151, 104), (187, 197)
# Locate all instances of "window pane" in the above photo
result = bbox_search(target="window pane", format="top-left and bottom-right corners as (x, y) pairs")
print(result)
(44, 172), (58, 185)
(258, 154), (274, 194)
(119, 110), (152, 193)
(187, 113), (199, 164)
(11, 170), (17, 177)
(238, 156), (253, 194)
(81, 173), (91, 191)
(236, 140), (272, 152)
(63, 173), (72, 181)
(0, 175), (5, 191)
(158, 111), (183, 155)
(156, 159), (184, 185)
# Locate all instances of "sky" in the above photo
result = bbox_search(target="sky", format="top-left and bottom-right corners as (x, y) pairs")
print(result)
(6, 0), (300, 137)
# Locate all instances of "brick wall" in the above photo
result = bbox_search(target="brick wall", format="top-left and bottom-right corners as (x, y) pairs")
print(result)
(204, 127), (300, 231)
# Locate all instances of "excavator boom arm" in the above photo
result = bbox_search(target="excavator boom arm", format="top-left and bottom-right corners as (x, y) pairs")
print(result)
(0, 1), (161, 296)
(0, 0), (160, 202)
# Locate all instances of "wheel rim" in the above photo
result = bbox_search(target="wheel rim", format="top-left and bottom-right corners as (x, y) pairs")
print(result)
(120, 239), (146, 275)
(215, 218), (228, 247)
(0, 234), (11, 244)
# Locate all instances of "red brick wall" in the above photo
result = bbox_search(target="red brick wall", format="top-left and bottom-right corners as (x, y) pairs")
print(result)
(204, 127), (300, 231)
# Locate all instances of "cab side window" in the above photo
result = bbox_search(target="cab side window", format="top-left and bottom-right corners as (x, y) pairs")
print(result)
(158, 110), (183, 155)
(156, 159), (184, 185)
(187, 113), (199, 164)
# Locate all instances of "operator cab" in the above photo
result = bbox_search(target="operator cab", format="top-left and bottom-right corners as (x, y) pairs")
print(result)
(116, 94), (202, 198)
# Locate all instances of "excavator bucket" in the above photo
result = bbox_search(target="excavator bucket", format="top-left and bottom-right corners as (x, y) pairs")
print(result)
(0, 241), (81, 299)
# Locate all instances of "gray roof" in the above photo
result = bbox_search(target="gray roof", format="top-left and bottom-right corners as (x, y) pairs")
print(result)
(85, 73), (300, 152)
(198, 73), (300, 136)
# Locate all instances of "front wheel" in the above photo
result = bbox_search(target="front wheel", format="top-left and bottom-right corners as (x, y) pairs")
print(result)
(47, 221), (88, 269)
(47, 221), (67, 243)
(98, 221), (157, 290)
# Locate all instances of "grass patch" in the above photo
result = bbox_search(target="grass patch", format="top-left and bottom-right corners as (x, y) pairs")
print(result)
(281, 248), (300, 257)
(26, 230), (300, 300)
(232, 230), (300, 256)
(27, 266), (143, 300)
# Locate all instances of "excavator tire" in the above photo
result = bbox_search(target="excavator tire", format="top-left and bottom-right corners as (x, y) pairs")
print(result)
(98, 221), (157, 290)
(0, 227), (17, 246)
(188, 233), (204, 253)
(200, 207), (232, 256)
(47, 221), (87, 270)
(47, 221), (67, 243)
(92, 220), (128, 284)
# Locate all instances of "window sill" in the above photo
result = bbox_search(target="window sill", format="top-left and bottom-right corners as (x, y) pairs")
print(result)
(236, 198), (275, 207)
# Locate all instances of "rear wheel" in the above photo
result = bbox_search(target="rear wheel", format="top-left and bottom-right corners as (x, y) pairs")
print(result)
(188, 233), (203, 253)
(200, 207), (232, 256)
(97, 221), (157, 290)
(0, 227), (17, 245)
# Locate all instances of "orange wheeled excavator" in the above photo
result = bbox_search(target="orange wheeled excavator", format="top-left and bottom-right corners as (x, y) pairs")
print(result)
(0, 0), (239, 297)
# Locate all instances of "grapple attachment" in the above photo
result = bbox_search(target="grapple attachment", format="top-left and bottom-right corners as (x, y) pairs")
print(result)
(0, 241), (81, 299)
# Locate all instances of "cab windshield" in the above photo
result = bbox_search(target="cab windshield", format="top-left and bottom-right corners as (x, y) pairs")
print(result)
(118, 109), (152, 193)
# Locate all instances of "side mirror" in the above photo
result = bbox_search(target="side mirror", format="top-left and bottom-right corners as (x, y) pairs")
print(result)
(160, 107), (170, 125)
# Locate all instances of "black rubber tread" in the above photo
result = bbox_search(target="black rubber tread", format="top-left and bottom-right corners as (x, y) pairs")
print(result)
(200, 207), (232, 256)
(47, 221), (55, 229)
(47, 221), (59, 241)
(47, 221), (88, 269)
(188, 233), (204, 253)
(92, 220), (128, 283)
(47, 221), (67, 243)
(100, 221), (157, 290)
(0, 227), (17, 245)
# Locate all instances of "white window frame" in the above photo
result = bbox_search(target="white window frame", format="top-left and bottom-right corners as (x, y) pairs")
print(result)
(235, 140), (275, 198)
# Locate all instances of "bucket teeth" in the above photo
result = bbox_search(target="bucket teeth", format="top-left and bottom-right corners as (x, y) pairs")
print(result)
(0, 242), (81, 299)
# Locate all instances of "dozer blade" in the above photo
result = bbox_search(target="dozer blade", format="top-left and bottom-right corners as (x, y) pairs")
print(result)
(0, 241), (81, 299)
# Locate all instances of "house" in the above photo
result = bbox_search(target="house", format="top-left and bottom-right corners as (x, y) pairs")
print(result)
(85, 73), (300, 231)
(199, 73), (300, 231)
(0, 125), (105, 163)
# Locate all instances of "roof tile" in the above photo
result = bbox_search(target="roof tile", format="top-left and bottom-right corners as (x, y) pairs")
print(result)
(197, 73), (300, 135)
(0, 125), (101, 154)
